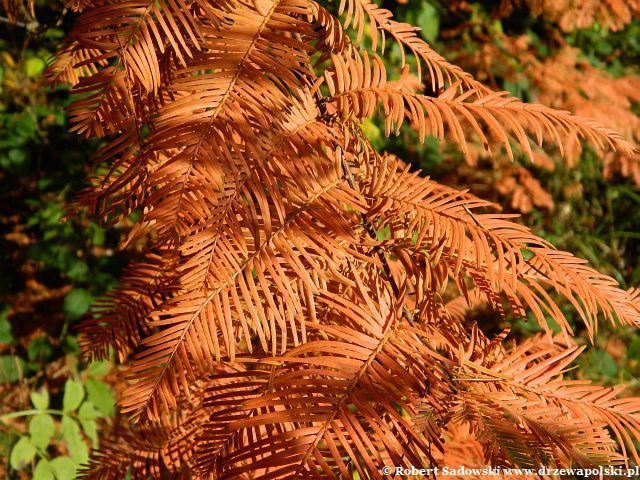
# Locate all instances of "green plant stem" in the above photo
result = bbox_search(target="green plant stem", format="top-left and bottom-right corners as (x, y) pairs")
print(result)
(0, 409), (64, 421)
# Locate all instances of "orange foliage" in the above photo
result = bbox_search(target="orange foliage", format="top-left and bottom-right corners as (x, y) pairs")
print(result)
(24, 0), (640, 476)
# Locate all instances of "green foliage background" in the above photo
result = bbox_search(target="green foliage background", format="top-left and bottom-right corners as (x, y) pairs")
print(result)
(1, 2), (123, 477)
(0, 0), (638, 477)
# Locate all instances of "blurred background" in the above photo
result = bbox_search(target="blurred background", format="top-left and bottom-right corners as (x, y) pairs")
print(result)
(0, 0), (638, 478)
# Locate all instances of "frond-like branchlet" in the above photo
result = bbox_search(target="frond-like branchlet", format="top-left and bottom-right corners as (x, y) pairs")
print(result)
(51, 0), (640, 476)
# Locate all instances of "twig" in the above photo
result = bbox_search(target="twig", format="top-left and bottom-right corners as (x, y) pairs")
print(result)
(340, 152), (415, 325)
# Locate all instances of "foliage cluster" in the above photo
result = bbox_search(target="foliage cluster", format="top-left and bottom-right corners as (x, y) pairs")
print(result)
(1, 2), (119, 477)
(379, 0), (640, 390)
(0, 0), (638, 479)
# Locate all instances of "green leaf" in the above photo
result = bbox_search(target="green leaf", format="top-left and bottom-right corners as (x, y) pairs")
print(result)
(50, 456), (76, 480)
(44, 27), (65, 39)
(79, 418), (98, 447)
(65, 260), (89, 282)
(62, 335), (79, 355)
(61, 416), (88, 465)
(33, 459), (55, 480)
(628, 338), (640, 360)
(85, 379), (115, 417)
(28, 335), (53, 362)
(583, 349), (618, 379)
(63, 289), (93, 321)
(7, 148), (27, 167)
(361, 119), (383, 150)
(88, 223), (106, 246)
(0, 355), (25, 383)
(598, 351), (619, 378)
(24, 57), (46, 77)
(29, 413), (55, 450)
(78, 401), (100, 420)
(0, 322), (12, 344)
(62, 379), (85, 413)
(0, 431), (14, 459)
(416, 2), (439, 43)
(87, 359), (111, 378)
(78, 402), (100, 446)
(30, 388), (50, 410)
(10, 436), (36, 470)
(0, 306), (12, 344)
